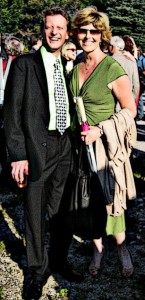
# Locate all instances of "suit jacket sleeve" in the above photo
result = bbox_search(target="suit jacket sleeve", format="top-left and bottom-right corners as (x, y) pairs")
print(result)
(4, 57), (27, 162)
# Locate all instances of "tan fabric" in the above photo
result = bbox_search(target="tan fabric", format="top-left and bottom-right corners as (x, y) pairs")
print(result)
(95, 109), (137, 216)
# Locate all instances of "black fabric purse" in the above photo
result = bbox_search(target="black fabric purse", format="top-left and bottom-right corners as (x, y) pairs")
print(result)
(65, 143), (107, 239)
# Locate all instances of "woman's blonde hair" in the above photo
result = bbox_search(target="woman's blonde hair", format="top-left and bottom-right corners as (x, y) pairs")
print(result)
(71, 6), (112, 51)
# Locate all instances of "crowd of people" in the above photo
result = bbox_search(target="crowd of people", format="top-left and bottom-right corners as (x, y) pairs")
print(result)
(0, 5), (145, 300)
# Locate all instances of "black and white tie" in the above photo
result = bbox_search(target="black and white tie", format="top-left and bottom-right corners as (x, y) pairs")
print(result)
(53, 59), (67, 135)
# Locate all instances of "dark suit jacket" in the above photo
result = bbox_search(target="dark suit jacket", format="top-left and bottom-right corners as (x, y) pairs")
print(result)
(4, 49), (74, 181)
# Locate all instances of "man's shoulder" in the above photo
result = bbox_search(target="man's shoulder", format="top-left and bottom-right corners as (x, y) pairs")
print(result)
(142, 55), (145, 66)
(138, 55), (145, 70)
(14, 50), (41, 65)
(112, 53), (129, 67)
(139, 55), (145, 62)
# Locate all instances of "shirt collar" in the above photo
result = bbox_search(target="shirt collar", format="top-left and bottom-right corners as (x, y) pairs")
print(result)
(41, 46), (61, 66)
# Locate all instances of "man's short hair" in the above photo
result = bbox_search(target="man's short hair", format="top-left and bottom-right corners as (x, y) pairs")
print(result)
(110, 36), (125, 50)
(42, 6), (71, 31)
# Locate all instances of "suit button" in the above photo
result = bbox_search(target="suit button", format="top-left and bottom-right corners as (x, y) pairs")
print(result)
(42, 142), (47, 147)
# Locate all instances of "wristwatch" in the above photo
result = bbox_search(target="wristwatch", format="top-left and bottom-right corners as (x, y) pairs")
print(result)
(96, 124), (104, 136)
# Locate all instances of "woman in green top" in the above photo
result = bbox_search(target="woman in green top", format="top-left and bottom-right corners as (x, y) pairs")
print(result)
(70, 6), (137, 278)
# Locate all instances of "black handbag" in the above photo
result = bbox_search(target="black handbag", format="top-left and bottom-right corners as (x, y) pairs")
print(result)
(66, 143), (107, 239)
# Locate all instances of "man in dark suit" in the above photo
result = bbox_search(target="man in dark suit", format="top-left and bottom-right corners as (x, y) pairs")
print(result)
(4, 6), (82, 300)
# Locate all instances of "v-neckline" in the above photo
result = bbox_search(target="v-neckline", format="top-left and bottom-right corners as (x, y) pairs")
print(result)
(78, 55), (107, 92)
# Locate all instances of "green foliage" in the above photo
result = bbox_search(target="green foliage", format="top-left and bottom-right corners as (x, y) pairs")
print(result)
(133, 154), (145, 179)
(106, 0), (145, 48)
(0, 240), (6, 251)
(51, 288), (69, 300)
(0, 0), (145, 48)
(59, 288), (69, 297)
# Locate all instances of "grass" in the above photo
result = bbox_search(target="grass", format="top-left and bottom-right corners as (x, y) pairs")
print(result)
(132, 154), (145, 176)
(131, 154), (145, 193)
(0, 240), (5, 251)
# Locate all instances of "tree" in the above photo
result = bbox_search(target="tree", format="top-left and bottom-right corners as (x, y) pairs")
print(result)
(106, 0), (145, 48)
(0, 0), (145, 49)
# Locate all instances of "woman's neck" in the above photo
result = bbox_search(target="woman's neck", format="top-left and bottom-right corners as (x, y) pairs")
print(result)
(83, 50), (106, 70)
(79, 50), (106, 90)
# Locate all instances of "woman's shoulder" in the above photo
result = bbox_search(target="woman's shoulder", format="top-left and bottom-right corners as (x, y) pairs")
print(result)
(104, 55), (122, 67)
(105, 55), (126, 74)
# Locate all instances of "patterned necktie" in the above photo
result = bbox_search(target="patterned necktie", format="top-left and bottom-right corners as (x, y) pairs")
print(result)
(53, 59), (67, 134)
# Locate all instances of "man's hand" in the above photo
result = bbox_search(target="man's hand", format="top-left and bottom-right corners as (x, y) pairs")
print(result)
(11, 160), (29, 183)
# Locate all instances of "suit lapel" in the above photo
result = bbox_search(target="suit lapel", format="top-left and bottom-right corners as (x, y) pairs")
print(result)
(33, 50), (48, 102)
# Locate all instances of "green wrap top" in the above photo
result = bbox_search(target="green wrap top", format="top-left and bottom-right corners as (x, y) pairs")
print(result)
(70, 56), (126, 125)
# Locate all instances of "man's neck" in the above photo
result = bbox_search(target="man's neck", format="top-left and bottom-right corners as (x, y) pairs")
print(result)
(42, 43), (61, 58)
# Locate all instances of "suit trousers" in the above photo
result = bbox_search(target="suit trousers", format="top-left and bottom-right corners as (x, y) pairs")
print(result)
(24, 128), (74, 280)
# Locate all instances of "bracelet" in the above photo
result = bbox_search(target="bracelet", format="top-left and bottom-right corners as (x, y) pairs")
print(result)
(96, 124), (104, 136)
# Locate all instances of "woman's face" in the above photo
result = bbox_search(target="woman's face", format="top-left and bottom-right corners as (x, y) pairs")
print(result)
(77, 23), (102, 53)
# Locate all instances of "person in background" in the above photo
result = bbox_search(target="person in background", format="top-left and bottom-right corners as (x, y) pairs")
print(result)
(122, 35), (138, 60)
(70, 6), (136, 279)
(61, 39), (77, 75)
(122, 35), (144, 120)
(0, 35), (24, 191)
(109, 36), (140, 106)
(4, 6), (82, 300)
(0, 34), (7, 191)
(29, 33), (42, 53)
(0, 33), (8, 60)
(136, 46), (145, 120)
(3, 36), (24, 72)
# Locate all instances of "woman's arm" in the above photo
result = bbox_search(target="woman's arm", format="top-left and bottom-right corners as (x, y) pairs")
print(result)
(109, 75), (137, 118)
(82, 74), (137, 145)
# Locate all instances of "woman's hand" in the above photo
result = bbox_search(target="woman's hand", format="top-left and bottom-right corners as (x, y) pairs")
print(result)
(81, 125), (102, 145)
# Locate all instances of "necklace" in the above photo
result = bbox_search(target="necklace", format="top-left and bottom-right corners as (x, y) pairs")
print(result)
(83, 52), (106, 71)
(84, 61), (98, 71)
(84, 60), (97, 70)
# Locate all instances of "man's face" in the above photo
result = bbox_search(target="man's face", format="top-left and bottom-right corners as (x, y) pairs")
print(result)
(44, 14), (69, 56)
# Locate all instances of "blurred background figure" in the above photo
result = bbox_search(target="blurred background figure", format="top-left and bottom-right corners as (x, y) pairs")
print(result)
(61, 40), (77, 75)
(136, 46), (145, 120)
(0, 35), (24, 192)
(3, 35), (24, 72)
(109, 36), (140, 109)
(28, 33), (42, 53)
(0, 33), (8, 60)
(122, 35), (144, 120)
(5, 36), (24, 56)
(122, 35), (138, 60)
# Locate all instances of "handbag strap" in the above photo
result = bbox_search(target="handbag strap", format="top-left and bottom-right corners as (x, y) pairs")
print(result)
(78, 142), (92, 175)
